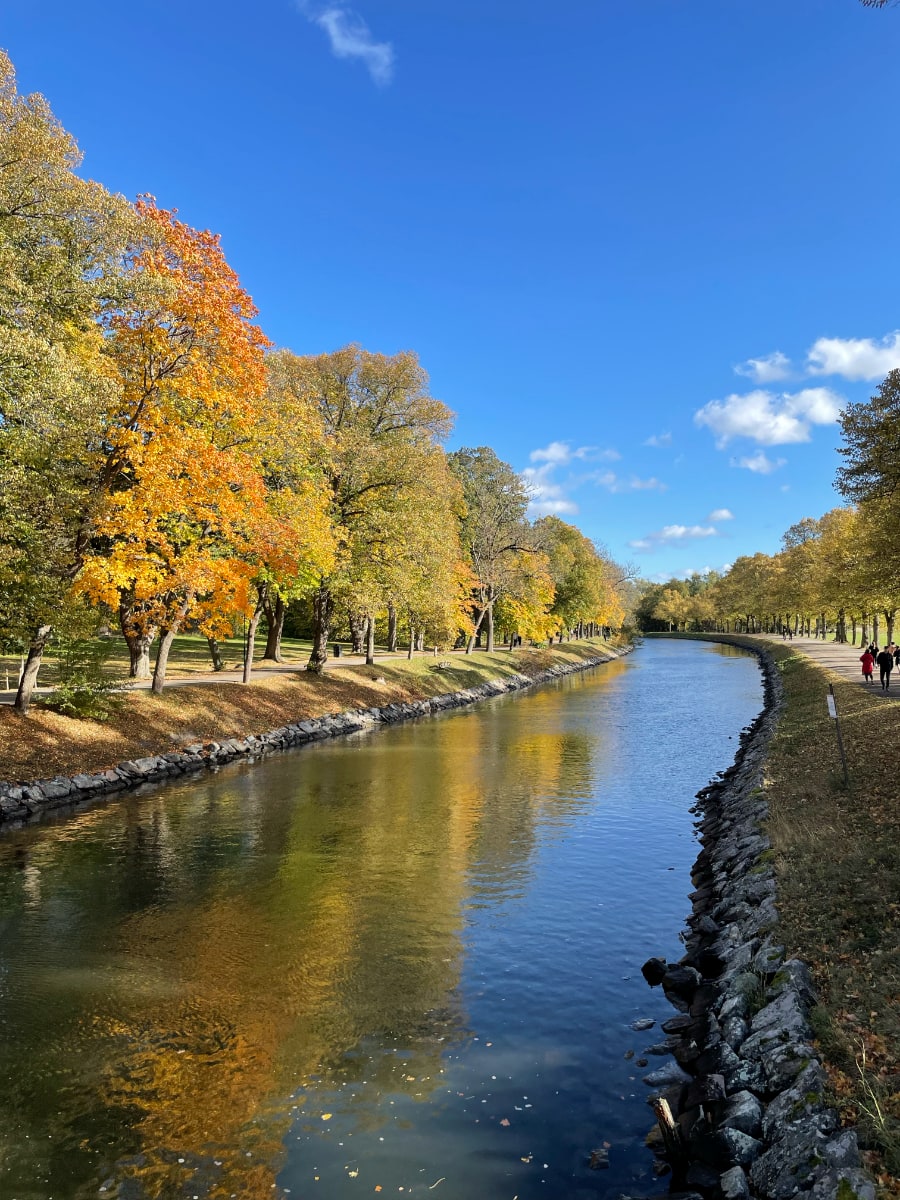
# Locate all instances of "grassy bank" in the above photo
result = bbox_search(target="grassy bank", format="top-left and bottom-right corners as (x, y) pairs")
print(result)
(652, 632), (900, 1192)
(0, 639), (621, 784)
(762, 642), (900, 1193)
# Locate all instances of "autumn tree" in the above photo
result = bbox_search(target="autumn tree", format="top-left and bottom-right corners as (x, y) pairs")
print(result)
(449, 447), (543, 652)
(0, 51), (137, 712)
(267, 346), (454, 672)
(76, 200), (273, 693)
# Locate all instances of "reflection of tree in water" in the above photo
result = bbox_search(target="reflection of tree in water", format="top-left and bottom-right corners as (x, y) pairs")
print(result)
(440, 678), (603, 895)
(0, 666), (621, 1199)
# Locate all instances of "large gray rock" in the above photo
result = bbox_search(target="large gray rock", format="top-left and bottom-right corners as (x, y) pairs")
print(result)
(749, 1119), (830, 1199)
(823, 1129), (861, 1169)
(762, 1041), (817, 1092)
(719, 1165), (750, 1200)
(761, 1061), (829, 1138)
(643, 1061), (692, 1087)
(808, 1167), (876, 1200)
(721, 1090), (763, 1138)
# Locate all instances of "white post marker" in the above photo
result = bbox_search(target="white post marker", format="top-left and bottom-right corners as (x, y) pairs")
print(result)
(827, 683), (849, 788)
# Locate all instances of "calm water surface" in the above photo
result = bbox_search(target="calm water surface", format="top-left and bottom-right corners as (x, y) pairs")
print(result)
(0, 640), (762, 1200)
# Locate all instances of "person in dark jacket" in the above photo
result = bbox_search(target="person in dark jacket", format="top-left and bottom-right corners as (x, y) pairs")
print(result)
(876, 646), (894, 691)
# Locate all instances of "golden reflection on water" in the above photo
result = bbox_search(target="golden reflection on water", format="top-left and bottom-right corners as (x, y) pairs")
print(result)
(0, 666), (626, 1199)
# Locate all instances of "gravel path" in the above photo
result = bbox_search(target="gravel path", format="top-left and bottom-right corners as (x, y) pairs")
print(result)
(759, 633), (900, 698)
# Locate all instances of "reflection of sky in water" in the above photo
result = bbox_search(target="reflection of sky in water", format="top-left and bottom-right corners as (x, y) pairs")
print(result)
(0, 640), (763, 1200)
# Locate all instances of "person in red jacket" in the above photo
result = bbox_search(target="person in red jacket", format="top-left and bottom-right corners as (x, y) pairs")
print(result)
(860, 649), (875, 682)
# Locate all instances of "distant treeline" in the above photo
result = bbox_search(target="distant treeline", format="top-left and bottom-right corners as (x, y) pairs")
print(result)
(637, 365), (900, 647)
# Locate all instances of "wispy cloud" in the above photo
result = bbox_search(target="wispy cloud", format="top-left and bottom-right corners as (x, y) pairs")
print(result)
(629, 523), (719, 552)
(694, 387), (843, 448)
(521, 463), (579, 516)
(299, 3), (394, 85)
(529, 441), (619, 465)
(730, 451), (786, 475)
(734, 351), (792, 384)
(708, 508), (734, 521)
(806, 331), (900, 381)
(644, 432), (672, 448)
(590, 471), (667, 494)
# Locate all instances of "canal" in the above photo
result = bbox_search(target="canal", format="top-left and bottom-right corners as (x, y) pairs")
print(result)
(0, 639), (763, 1200)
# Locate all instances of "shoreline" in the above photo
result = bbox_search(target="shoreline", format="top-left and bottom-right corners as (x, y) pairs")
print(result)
(636, 633), (875, 1200)
(0, 642), (630, 831)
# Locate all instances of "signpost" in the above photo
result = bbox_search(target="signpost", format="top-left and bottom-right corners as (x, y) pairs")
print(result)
(827, 683), (849, 788)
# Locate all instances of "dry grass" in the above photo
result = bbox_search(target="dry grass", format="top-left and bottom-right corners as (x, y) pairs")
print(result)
(735, 641), (900, 1194)
(0, 640), (615, 783)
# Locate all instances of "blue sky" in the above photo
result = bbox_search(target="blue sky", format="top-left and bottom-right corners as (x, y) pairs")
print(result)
(5, 1), (900, 579)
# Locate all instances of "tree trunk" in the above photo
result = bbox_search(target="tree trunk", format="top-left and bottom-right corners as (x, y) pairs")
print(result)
(152, 595), (193, 694)
(262, 593), (286, 661)
(120, 603), (156, 679)
(862, 612), (869, 646)
(486, 603), (495, 653)
(408, 624), (415, 659)
(243, 608), (263, 683)
(417, 630), (425, 652)
(307, 586), (334, 674)
(874, 614), (880, 647)
(466, 606), (488, 654)
(387, 602), (398, 653)
(207, 637), (225, 671)
(366, 614), (375, 666)
(886, 610), (896, 644)
(349, 610), (366, 655)
(851, 617), (857, 646)
(152, 630), (177, 694)
(13, 623), (52, 714)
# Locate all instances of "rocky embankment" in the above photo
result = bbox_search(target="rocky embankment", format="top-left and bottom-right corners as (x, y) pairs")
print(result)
(0, 650), (625, 828)
(636, 646), (874, 1200)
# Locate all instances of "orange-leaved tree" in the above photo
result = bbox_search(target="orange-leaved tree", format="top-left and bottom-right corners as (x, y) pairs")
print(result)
(76, 199), (272, 691)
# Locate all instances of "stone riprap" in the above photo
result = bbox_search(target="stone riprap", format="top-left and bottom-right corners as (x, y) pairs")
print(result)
(635, 641), (875, 1200)
(0, 649), (627, 829)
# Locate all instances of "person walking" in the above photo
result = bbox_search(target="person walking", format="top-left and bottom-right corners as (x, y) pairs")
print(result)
(876, 646), (894, 691)
(893, 644), (900, 670)
(860, 648), (875, 683)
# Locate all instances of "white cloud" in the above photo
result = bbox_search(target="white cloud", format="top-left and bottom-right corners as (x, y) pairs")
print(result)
(806, 332), (900, 381)
(530, 441), (619, 465)
(734, 351), (792, 384)
(708, 508), (734, 521)
(590, 471), (667, 494)
(628, 523), (719, 552)
(300, 4), (394, 84)
(694, 387), (843, 447)
(521, 463), (579, 516)
(730, 451), (786, 475)
(530, 441), (572, 465)
(644, 432), (672, 448)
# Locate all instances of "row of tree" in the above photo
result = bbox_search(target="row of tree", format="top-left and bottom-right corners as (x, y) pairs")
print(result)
(636, 369), (900, 645)
(0, 52), (627, 715)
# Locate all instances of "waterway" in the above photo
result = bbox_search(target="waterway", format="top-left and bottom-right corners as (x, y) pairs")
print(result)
(0, 639), (763, 1200)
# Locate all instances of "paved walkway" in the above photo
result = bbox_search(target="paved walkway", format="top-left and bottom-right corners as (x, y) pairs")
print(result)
(757, 634), (899, 698)
(0, 650), (399, 707)
(0, 644), (532, 707)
